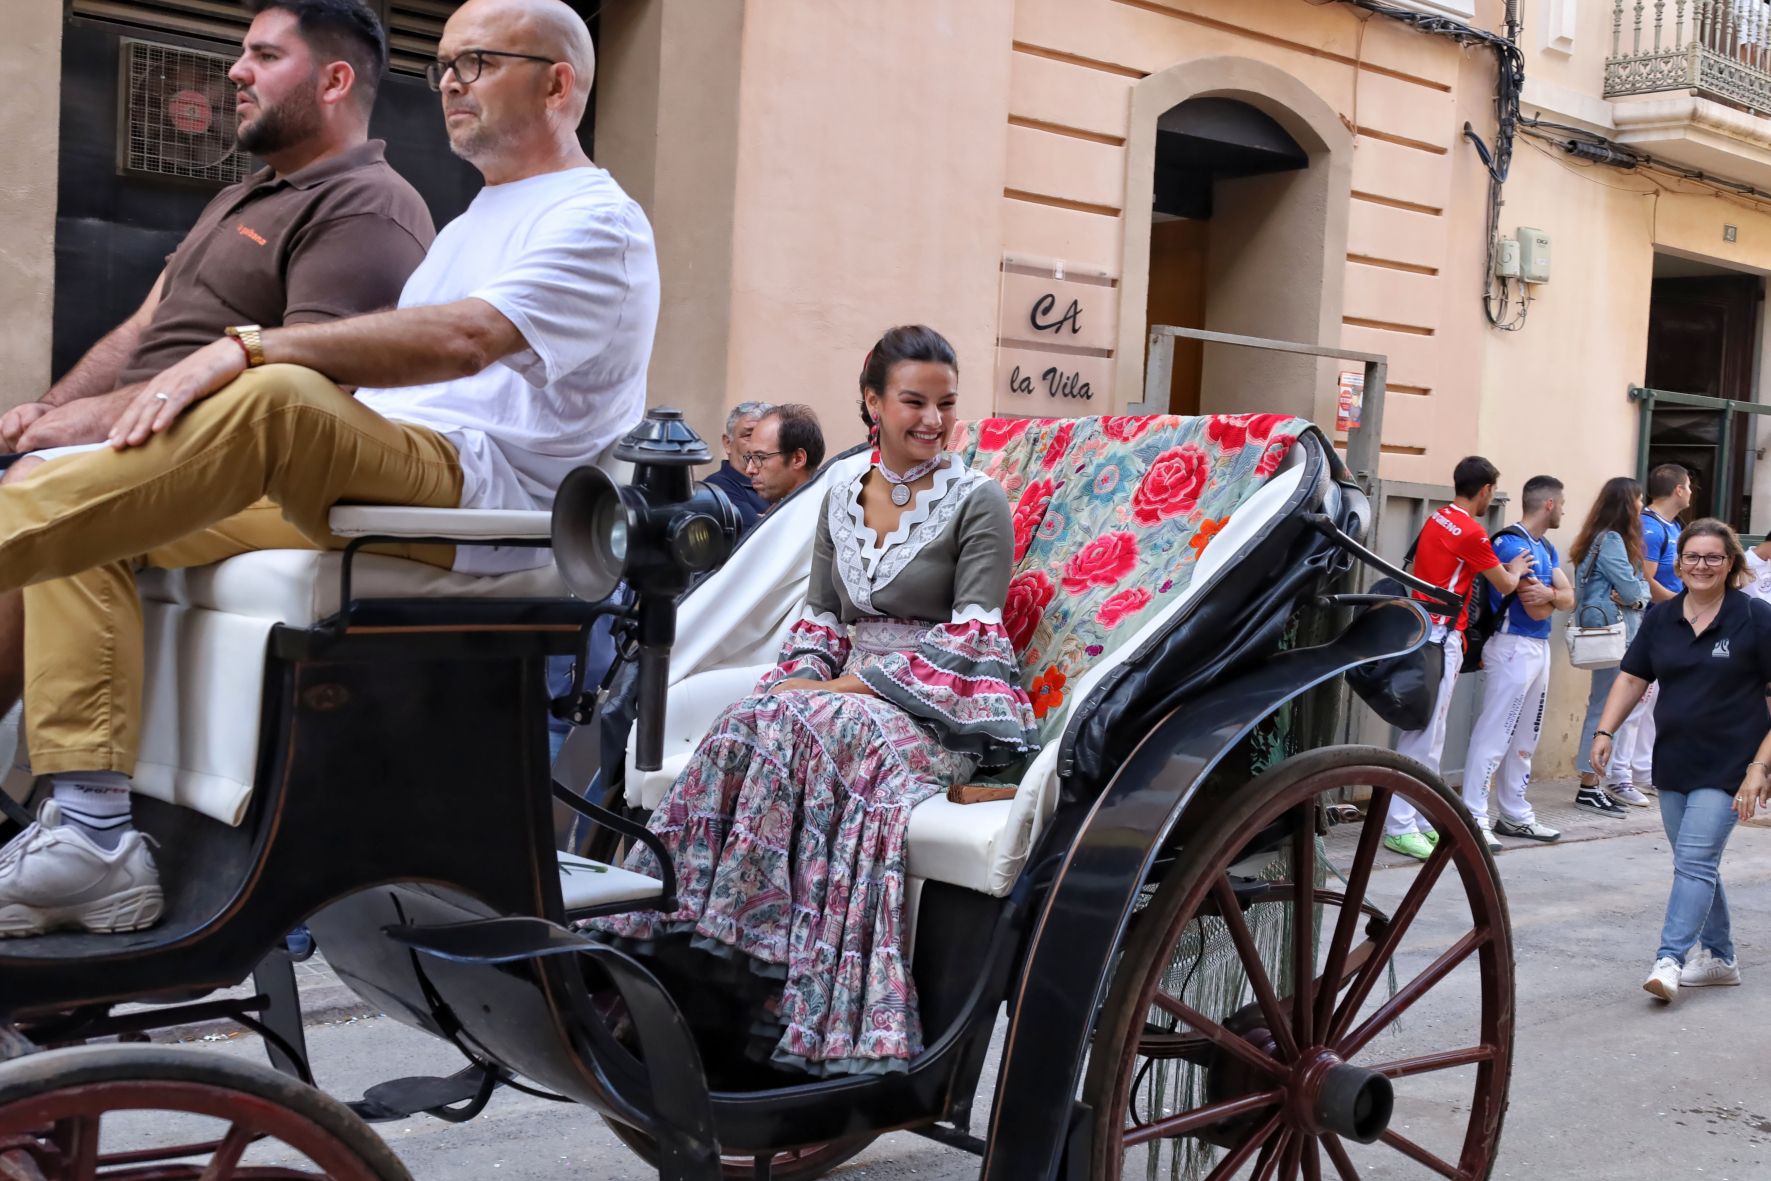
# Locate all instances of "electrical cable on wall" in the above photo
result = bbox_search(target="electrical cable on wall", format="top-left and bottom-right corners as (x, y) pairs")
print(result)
(1335, 0), (1532, 330)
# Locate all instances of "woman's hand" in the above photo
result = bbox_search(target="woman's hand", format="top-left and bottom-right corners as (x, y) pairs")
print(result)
(1736, 764), (1769, 822)
(768, 677), (828, 695)
(768, 674), (874, 696)
(1590, 734), (1613, 777)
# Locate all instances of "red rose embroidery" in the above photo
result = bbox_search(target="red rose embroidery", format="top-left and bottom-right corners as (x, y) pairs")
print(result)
(1003, 569), (1055, 652)
(1041, 421), (1077, 470)
(1103, 416), (1160, 442)
(1206, 413), (1288, 453)
(1013, 479), (1056, 563)
(979, 418), (1032, 451)
(1095, 587), (1152, 629)
(1061, 530), (1139, 594)
(1255, 433), (1298, 477)
(1131, 445), (1210, 527)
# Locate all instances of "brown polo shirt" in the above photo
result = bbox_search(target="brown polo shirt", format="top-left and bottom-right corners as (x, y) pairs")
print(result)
(118, 139), (435, 386)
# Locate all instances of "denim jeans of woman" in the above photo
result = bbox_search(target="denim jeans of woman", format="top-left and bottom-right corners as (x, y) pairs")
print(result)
(1576, 665), (1621, 777)
(1657, 788), (1739, 964)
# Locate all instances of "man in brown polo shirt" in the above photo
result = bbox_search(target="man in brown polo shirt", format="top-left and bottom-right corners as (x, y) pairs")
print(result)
(0, 0), (433, 744)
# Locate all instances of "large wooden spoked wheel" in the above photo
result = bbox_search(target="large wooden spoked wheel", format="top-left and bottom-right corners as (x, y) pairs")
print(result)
(0, 1045), (411, 1180)
(604, 1118), (876, 1180)
(1084, 747), (1513, 1180)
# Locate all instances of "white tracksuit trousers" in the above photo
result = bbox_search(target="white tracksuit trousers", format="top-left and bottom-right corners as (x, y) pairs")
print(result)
(1387, 626), (1464, 836)
(1610, 682), (1657, 787)
(1459, 631), (1549, 827)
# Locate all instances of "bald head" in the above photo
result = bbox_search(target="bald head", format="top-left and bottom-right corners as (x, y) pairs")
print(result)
(447, 0), (594, 121)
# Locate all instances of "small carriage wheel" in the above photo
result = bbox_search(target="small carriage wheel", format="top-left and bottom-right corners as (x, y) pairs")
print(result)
(603, 1118), (876, 1180)
(1084, 746), (1513, 1181)
(0, 1044), (412, 1180)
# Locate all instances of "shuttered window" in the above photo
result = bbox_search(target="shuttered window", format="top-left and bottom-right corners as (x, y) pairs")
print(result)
(69, 0), (459, 76)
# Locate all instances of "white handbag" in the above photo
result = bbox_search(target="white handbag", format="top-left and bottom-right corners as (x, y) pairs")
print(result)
(1565, 603), (1626, 669)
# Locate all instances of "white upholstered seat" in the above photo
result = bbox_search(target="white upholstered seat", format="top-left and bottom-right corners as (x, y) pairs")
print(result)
(626, 450), (1313, 899)
(132, 508), (568, 826)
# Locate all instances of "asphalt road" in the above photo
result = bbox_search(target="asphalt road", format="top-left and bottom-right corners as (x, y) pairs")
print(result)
(116, 821), (1771, 1178)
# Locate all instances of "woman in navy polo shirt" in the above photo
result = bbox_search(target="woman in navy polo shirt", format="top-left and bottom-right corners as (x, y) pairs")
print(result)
(1591, 519), (1771, 1002)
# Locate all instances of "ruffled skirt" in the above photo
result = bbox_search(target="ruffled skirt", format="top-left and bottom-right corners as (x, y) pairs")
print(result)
(589, 664), (977, 1075)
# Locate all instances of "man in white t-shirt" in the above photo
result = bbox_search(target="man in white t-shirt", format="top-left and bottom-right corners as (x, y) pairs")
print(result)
(0, 0), (658, 936)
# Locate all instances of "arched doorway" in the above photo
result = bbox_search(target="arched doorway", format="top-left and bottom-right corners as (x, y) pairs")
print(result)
(1117, 58), (1353, 425)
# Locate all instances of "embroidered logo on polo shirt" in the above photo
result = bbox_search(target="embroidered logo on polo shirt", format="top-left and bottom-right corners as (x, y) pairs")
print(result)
(1713, 638), (1731, 658)
(235, 223), (267, 246)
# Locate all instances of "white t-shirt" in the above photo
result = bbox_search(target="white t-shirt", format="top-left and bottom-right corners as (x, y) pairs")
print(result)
(357, 166), (659, 573)
(1745, 548), (1771, 603)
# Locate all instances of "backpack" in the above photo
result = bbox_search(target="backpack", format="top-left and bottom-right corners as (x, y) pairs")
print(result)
(1463, 524), (1556, 671)
(1400, 522), (1544, 674)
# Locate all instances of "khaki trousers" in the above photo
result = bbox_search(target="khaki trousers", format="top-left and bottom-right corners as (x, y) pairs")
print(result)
(0, 364), (463, 776)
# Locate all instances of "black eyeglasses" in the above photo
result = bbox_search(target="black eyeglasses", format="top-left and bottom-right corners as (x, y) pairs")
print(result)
(742, 450), (782, 469)
(1680, 553), (1730, 568)
(427, 49), (557, 90)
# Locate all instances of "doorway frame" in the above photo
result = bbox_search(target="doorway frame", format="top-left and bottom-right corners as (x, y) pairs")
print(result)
(1114, 56), (1354, 417)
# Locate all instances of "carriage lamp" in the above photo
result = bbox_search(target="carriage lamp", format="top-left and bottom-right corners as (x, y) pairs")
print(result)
(551, 407), (741, 770)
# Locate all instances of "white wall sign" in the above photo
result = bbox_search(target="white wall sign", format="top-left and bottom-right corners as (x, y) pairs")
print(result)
(994, 262), (1119, 418)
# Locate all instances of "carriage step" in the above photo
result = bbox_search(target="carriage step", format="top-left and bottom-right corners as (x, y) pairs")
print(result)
(349, 1067), (491, 1122)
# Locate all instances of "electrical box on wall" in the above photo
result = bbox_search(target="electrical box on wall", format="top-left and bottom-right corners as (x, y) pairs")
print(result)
(1518, 227), (1551, 283)
(1493, 238), (1521, 278)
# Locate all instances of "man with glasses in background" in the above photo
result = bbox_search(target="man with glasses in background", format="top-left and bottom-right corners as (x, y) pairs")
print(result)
(743, 404), (825, 511)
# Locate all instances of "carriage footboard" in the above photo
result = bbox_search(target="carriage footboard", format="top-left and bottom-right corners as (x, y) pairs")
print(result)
(387, 916), (720, 1181)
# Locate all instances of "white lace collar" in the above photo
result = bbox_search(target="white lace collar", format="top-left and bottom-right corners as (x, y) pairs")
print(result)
(829, 455), (982, 613)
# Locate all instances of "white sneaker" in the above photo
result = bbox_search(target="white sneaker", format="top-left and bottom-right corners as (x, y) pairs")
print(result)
(0, 801), (163, 937)
(1494, 817), (1561, 842)
(1680, 947), (1742, 988)
(1643, 956), (1681, 1002)
(1608, 785), (1652, 808)
(1475, 818), (1502, 853)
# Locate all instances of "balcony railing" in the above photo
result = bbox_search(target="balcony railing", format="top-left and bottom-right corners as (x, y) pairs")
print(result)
(1607, 1), (1771, 112)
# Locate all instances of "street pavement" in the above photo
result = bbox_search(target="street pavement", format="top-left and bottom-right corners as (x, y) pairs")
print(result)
(119, 784), (1771, 1177)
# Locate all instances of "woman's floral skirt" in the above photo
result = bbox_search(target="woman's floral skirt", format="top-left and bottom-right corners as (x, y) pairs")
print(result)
(589, 669), (976, 1075)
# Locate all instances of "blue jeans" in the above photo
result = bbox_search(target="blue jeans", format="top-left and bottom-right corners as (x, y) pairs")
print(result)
(1576, 665), (1621, 777)
(1656, 788), (1738, 964)
(545, 612), (620, 771)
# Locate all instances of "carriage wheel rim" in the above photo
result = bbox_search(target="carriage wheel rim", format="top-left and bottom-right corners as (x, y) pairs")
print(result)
(1100, 759), (1513, 1180)
(0, 1081), (387, 1181)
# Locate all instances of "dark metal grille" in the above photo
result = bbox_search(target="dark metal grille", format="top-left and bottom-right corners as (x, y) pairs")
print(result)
(73, 0), (460, 77)
(118, 38), (251, 186)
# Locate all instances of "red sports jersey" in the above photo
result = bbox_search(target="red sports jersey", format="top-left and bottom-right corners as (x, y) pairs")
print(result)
(1410, 504), (1499, 631)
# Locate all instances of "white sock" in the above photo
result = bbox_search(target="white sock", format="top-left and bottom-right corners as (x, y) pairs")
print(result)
(50, 772), (134, 851)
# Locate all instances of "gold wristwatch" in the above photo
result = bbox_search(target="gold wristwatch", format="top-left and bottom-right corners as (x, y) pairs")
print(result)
(225, 324), (266, 367)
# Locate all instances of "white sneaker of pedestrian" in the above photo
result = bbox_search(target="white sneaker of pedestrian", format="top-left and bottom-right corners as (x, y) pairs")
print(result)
(1608, 784), (1652, 808)
(1680, 946), (1742, 988)
(0, 801), (163, 937)
(1494, 817), (1561, 842)
(1643, 956), (1682, 1002)
(1475, 818), (1502, 854)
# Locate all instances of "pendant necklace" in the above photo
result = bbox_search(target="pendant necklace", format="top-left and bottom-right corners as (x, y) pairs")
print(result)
(878, 454), (943, 507)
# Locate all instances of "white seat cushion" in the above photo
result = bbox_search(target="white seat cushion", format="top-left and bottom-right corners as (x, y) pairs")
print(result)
(558, 851), (662, 914)
(134, 546), (569, 827)
(140, 549), (566, 627)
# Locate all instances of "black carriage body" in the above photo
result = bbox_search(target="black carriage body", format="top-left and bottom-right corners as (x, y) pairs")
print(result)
(0, 425), (1449, 1181)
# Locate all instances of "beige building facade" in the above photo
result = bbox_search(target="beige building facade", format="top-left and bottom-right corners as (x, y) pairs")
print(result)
(16, 0), (1771, 775)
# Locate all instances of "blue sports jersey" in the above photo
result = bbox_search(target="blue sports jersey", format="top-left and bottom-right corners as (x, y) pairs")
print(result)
(1642, 508), (1683, 594)
(1487, 525), (1559, 640)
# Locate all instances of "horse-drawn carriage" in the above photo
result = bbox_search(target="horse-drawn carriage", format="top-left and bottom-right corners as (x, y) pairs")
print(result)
(0, 405), (1510, 1180)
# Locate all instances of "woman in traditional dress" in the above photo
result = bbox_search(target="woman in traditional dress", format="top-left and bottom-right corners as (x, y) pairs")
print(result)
(593, 325), (1038, 1075)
